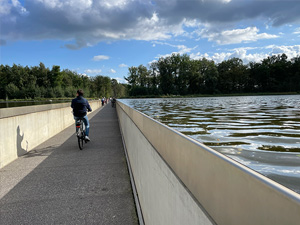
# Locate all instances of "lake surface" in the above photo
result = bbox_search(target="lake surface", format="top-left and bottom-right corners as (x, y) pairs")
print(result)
(0, 100), (70, 108)
(120, 95), (300, 194)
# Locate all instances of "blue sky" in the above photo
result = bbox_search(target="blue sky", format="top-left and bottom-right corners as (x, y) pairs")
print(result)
(1, 0), (300, 83)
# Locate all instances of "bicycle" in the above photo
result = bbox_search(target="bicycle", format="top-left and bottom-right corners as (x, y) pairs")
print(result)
(111, 98), (116, 108)
(76, 118), (87, 150)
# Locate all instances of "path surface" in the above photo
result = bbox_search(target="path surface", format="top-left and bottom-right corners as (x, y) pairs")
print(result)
(0, 104), (138, 225)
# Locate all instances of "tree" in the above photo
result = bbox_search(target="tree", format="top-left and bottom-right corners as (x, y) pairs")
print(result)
(187, 58), (219, 94)
(50, 65), (63, 88)
(0, 65), (9, 99)
(290, 56), (300, 91)
(174, 54), (190, 95)
(35, 62), (50, 88)
(111, 79), (127, 98)
(6, 83), (20, 99)
(148, 63), (161, 95)
(125, 65), (151, 96)
(157, 55), (176, 95)
(91, 75), (113, 98)
(1, 54), (300, 100)
(202, 59), (219, 94)
(188, 60), (204, 94)
(217, 58), (247, 93)
(61, 70), (73, 89)
(137, 65), (149, 88)
(125, 66), (139, 87)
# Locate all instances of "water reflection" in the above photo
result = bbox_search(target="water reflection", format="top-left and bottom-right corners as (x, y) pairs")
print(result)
(0, 100), (70, 108)
(120, 95), (300, 194)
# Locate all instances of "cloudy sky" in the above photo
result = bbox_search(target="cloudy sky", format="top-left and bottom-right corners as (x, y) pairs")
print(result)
(1, 0), (300, 82)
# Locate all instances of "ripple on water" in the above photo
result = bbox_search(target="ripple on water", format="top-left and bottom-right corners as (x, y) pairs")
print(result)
(120, 96), (300, 193)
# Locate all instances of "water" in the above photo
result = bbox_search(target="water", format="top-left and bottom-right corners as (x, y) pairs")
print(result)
(0, 100), (70, 108)
(120, 95), (300, 194)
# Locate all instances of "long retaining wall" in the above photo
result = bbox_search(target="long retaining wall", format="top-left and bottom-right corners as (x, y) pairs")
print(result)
(116, 100), (300, 225)
(0, 101), (101, 169)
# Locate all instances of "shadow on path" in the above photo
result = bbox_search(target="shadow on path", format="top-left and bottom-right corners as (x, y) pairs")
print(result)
(0, 104), (138, 225)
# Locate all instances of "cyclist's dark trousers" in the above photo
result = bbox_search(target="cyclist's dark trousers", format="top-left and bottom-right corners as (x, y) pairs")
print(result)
(74, 115), (90, 136)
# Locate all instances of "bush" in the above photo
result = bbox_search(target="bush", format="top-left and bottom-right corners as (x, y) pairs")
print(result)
(54, 87), (64, 98)
(64, 87), (75, 97)
(45, 87), (55, 98)
(6, 83), (20, 99)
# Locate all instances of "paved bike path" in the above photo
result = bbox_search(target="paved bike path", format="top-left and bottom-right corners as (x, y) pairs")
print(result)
(0, 104), (138, 225)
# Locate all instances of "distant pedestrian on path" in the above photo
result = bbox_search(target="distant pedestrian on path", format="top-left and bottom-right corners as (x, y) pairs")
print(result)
(71, 89), (92, 141)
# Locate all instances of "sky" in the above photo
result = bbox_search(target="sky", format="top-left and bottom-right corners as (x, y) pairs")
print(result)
(0, 0), (300, 83)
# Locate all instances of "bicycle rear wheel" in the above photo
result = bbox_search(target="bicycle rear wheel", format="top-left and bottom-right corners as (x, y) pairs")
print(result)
(78, 123), (84, 150)
(78, 135), (83, 150)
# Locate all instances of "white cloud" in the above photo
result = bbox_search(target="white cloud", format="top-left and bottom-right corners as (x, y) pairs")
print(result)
(177, 45), (197, 54)
(129, 12), (180, 41)
(0, 0), (11, 15)
(200, 27), (278, 45)
(119, 63), (128, 68)
(84, 69), (102, 74)
(92, 55), (110, 61)
(150, 42), (199, 64)
(12, 0), (28, 14)
(293, 28), (300, 34)
(34, 0), (93, 10)
(190, 45), (300, 64)
(110, 69), (116, 73)
(148, 59), (158, 65)
(99, 0), (129, 9)
(266, 45), (300, 59)
(115, 77), (127, 84)
(0, 0), (28, 18)
(153, 41), (197, 54)
(2, 0), (300, 50)
(183, 18), (199, 28)
(190, 49), (268, 64)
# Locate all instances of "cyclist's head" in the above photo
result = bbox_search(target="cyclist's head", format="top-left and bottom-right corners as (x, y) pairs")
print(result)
(77, 89), (84, 96)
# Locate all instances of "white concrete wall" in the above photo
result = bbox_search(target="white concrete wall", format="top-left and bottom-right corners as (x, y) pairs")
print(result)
(117, 101), (214, 225)
(0, 101), (101, 169)
(117, 100), (300, 225)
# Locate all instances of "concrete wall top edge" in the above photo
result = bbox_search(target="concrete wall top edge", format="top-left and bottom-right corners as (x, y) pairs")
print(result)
(0, 100), (99, 119)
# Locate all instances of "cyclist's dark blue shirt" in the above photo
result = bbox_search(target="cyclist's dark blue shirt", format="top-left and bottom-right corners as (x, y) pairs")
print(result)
(71, 96), (92, 117)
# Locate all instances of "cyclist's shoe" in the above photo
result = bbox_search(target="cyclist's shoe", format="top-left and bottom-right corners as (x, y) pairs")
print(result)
(85, 136), (90, 141)
(76, 132), (80, 137)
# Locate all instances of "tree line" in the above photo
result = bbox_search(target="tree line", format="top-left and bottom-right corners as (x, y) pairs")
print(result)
(125, 53), (300, 96)
(0, 63), (127, 100)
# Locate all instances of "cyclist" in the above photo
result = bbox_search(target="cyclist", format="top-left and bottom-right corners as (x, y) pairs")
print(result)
(71, 89), (92, 141)
(111, 97), (116, 107)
